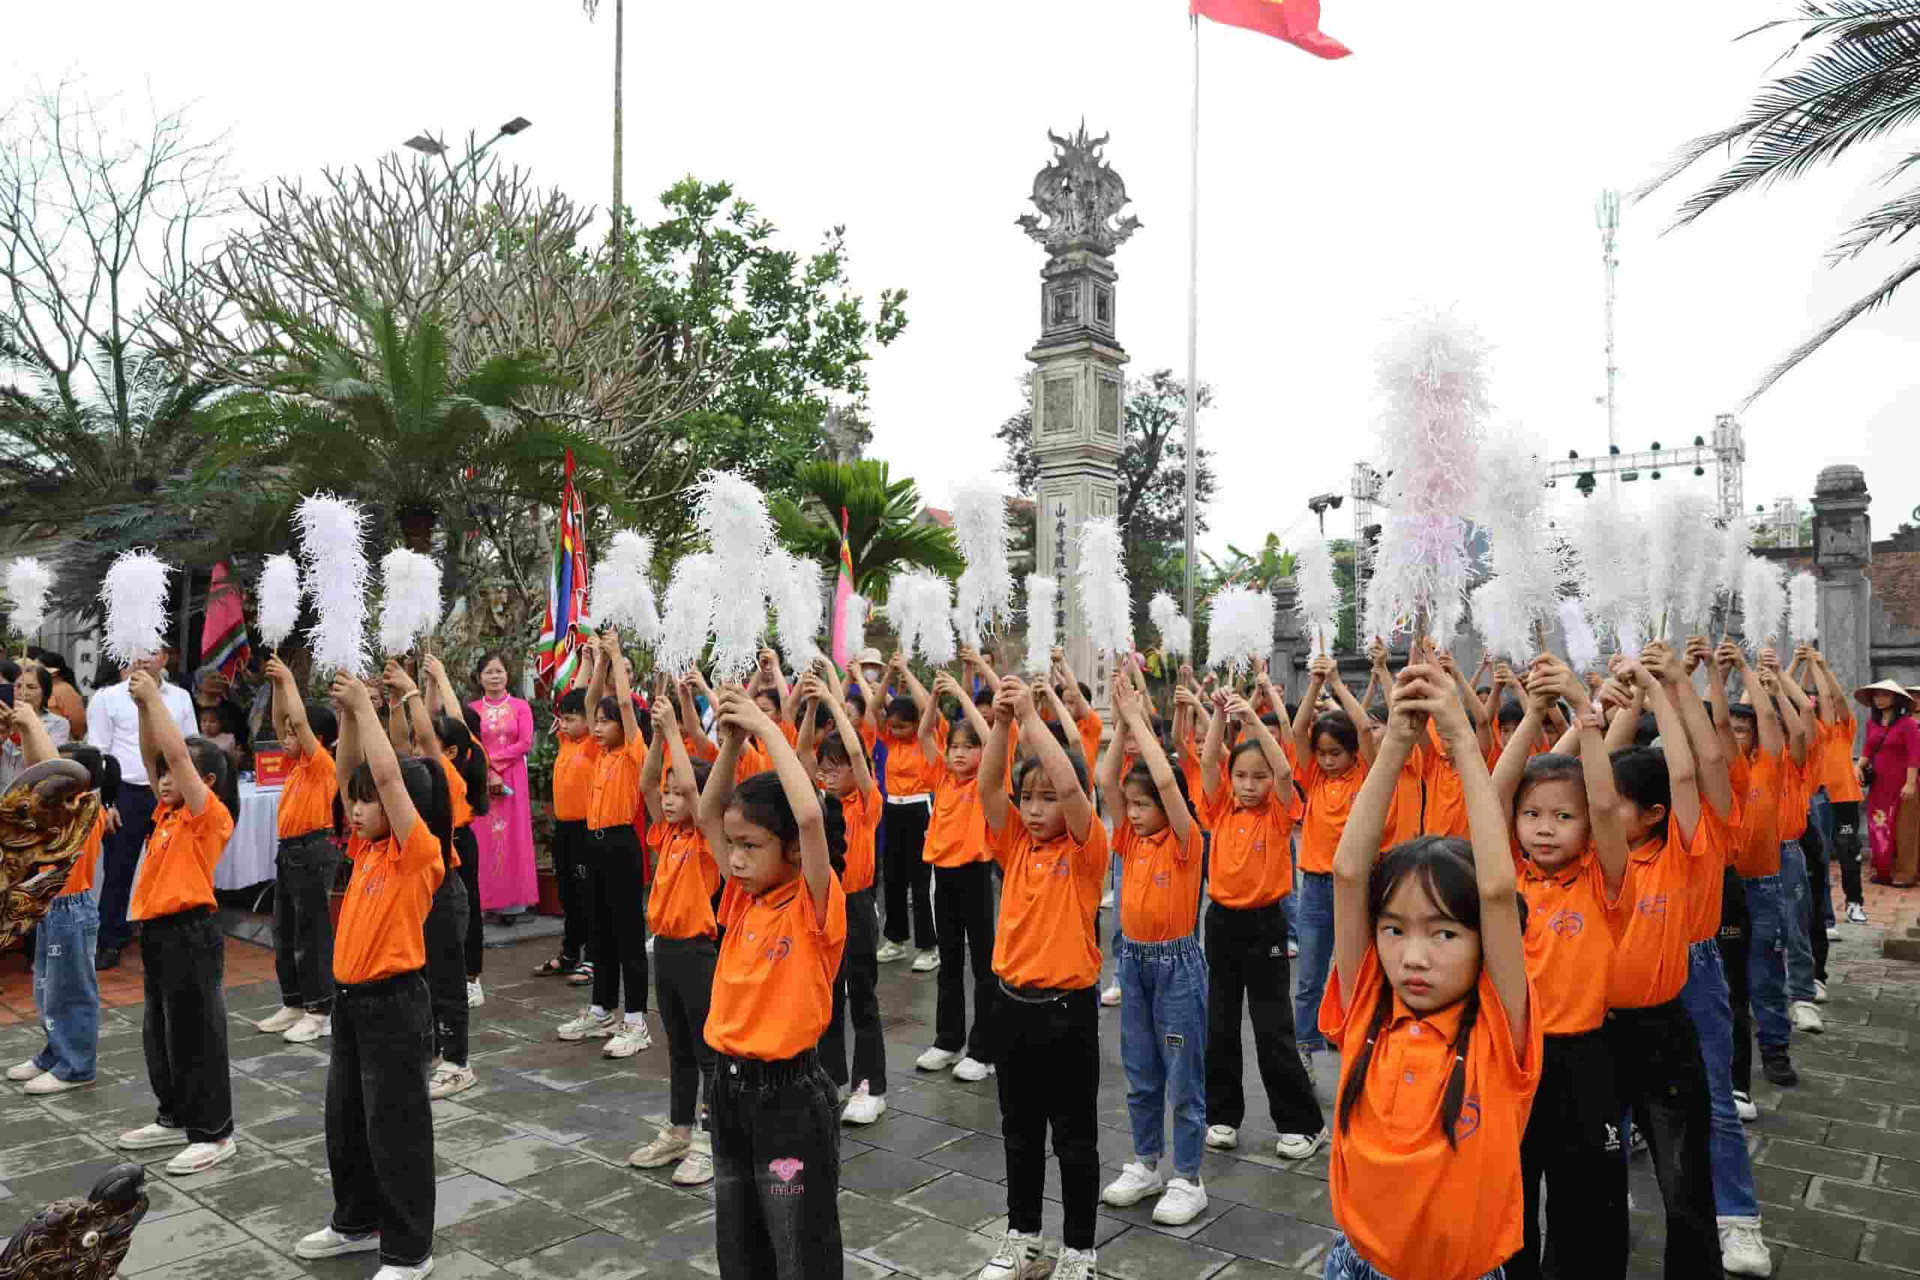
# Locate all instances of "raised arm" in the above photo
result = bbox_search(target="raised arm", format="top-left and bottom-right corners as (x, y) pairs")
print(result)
(1602, 677), (1644, 754)
(919, 672), (953, 763)
(1052, 651), (1093, 721)
(1294, 654), (1331, 765)
(12, 700), (57, 767)
(130, 671), (210, 815)
(333, 673), (420, 845)
(1009, 677), (1093, 843)
(1238, 683), (1295, 793)
(1734, 647), (1784, 759)
(1204, 689), (1233, 788)
(1767, 650), (1813, 767)
(1807, 648), (1846, 725)
(386, 661), (442, 759)
(265, 657), (323, 758)
(981, 683), (1018, 835)
(894, 655), (932, 719)
(1326, 662), (1378, 765)
(1122, 679), (1193, 847)
(1098, 674), (1133, 830)
(696, 710), (746, 834)
(1442, 651), (1492, 755)
(1492, 669), (1552, 813)
(641, 699), (672, 825)
(1658, 638), (1731, 819)
(961, 645), (1003, 697)
(717, 687), (832, 912)
(678, 672), (717, 757)
(1622, 653), (1700, 838)
(603, 632), (641, 745)
(821, 675), (878, 802)
(1330, 665), (1426, 1010)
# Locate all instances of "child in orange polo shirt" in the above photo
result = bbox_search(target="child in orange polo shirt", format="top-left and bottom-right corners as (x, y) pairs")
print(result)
(255, 656), (342, 1046)
(695, 686), (847, 1280)
(1320, 660), (1539, 1280)
(292, 672), (450, 1280)
(1767, 653), (1825, 1035)
(422, 654), (490, 998)
(116, 668), (241, 1178)
(1097, 673), (1214, 1228)
(1805, 646), (1868, 923)
(977, 677), (1107, 1280)
(536, 669), (600, 983)
(625, 694), (721, 1185)
(875, 651), (940, 968)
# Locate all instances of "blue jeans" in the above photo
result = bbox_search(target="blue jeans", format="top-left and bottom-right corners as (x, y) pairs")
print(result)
(1284, 849), (1300, 946)
(1679, 939), (1759, 1217)
(1324, 1235), (1504, 1280)
(1809, 791), (1838, 928)
(1778, 840), (1816, 1004)
(1118, 934), (1209, 1178)
(1294, 872), (1335, 1054)
(1742, 875), (1791, 1056)
(32, 894), (100, 1082)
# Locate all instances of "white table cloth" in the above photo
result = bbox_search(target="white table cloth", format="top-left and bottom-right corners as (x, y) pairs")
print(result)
(216, 778), (282, 890)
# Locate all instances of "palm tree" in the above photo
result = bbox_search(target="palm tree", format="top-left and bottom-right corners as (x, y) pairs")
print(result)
(1641, 2), (1920, 402)
(1202, 533), (1297, 591)
(769, 459), (962, 604)
(581, 0), (625, 261)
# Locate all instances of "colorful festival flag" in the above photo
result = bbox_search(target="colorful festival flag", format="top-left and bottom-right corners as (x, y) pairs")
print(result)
(199, 561), (251, 681)
(535, 450), (592, 692)
(1191, 0), (1352, 59)
(830, 506), (857, 673)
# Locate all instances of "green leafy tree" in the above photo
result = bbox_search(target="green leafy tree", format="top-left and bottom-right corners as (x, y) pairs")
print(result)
(1642, 2), (1920, 401)
(770, 459), (961, 606)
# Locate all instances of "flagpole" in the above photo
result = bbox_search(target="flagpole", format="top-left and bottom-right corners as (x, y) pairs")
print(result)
(1181, 14), (1201, 622)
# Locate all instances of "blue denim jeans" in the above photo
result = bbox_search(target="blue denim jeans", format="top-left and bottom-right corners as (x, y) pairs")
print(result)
(1742, 875), (1791, 1056)
(1118, 934), (1209, 1178)
(32, 894), (100, 1082)
(1294, 872), (1335, 1054)
(1809, 791), (1838, 929)
(1324, 1235), (1504, 1279)
(1679, 939), (1759, 1217)
(1778, 840), (1816, 1004)
(1284, 837), (1301, 946)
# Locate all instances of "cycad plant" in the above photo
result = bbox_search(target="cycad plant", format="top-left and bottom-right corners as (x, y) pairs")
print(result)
(770, 459), (962, 605)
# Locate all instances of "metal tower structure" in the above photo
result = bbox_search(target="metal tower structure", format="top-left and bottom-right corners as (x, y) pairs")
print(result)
(1542, 414), (1747, 520)
(1597, 190), (1621, 465)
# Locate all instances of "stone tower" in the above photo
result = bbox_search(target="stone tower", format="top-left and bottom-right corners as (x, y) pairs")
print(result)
(1019, 124), (1135, 695)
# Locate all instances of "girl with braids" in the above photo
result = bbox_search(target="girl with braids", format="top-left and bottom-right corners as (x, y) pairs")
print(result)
(1320, 656), (1539, 1280)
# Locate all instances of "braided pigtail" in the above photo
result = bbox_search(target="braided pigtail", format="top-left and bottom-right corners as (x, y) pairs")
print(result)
(1438, 986), (1483, 1149)
(1336, 968), (1396, 1137)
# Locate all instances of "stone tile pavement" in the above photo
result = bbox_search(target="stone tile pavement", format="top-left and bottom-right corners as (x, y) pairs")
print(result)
(0, 887), (1918, 1278)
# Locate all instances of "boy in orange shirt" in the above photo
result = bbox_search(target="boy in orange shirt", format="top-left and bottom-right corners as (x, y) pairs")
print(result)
(875, 651), (940, 968)
(116, 668), (240, 1176)
(254, 656), (341, 1046)
(1804, 646), (1868, 924)
(292, 672), (449, 1280)
(536, 663), (599, 983)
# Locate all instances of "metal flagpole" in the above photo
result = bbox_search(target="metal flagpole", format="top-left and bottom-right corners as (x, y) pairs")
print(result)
(1182, 15), (1201, 622)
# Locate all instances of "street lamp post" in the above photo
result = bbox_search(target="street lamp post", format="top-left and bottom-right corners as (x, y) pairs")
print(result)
(404, 117), (532, 182)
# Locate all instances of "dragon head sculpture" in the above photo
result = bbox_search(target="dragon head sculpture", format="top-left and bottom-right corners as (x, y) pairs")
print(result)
(0, 759), (102, 954)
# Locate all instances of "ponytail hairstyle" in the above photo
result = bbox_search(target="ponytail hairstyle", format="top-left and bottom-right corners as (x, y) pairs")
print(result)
(154, 735), (242, 823)
(434, 714), (490, 819)
(304, 702), (341, 751)
(348, 755), (455, 869)
(1311, 711), (1361, 756)
(729, 770), (846, 875)
(1610, 746), (1672, 836)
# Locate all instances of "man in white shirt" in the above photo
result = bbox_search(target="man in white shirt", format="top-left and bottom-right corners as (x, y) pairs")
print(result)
(87, 648), (198, 969)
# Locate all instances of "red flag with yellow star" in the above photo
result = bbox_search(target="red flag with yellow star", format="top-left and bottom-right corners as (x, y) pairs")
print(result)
(1191, 0), (1351, 59)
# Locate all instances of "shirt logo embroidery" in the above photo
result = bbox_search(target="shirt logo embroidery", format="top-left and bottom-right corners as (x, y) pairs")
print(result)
(1453, 1094), (1482, 1142)
(1152, 871), (1170, 888)
(1635, 895), (1668, 918)
(1546, 909), (1585, 938)
(764, 936), (793, 963)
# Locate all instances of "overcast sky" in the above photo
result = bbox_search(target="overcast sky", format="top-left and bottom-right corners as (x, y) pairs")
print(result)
(12, 0), (1919, 558)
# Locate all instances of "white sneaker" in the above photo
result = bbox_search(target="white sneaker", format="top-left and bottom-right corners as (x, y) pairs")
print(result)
(118, 1122), (189, 1151)
(1205, 1124), (1238, 1150)
(603, 1020), (654, 1057)
(428, 1063), (477, 1100)
(1847, 903), (1869, 925)
(1733, 1091), (1759, 1122)
(1100, 1160), (1164, 1207)
(1100, 889), (1115, 908)
(952, 1057), (995, 1082)
(628, 1130), (692, 1168)
(466, 980), (484, 1008)
(875, 940), (908, 963)
(294, 1225), (382, 1260)
(1099, 984), (1121, 1007)
(1287, 939), (1300, 958)
(842, 1081), (887, 1125)
(1718, 1214), (1773, 1276)
(6, 1059), (42, 1082)
(255, 1006), (303, 1034)
(1826, 926), (1841, 941)
(372, 1261), (435, 1280)
(1276, 1128), (1329, 1161)
(911, 949), (941, 973)
(284, 1013), (331, 1044)
(978, 1226), (1048, 1280)
(916, 1046), (959, 1072)
(166, 1137), (237, 1175)
(25, 1071), (92, 1095)
(1052, 1245), (1096, 1280)
(1152, 1177), (1208, 1226)
(557, 1008), (618, 1041)
(1813, 979), (1829, 1004)
(672, 1139), (714, 1187)
(1791, 1001), (1825, 1034)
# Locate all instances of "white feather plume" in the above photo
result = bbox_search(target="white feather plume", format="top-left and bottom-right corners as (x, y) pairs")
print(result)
(691, 469), (777, 681)
(657, 552), (717, 675)
(1149, 592), (1192, 660)
(256, 554), (302, 650)
(1740, 556), (1788, 650)
(1473, 425), (1562, 643)
(4, 558), (55, 638)
(1712, 513), (1753, 617)
(1644, 492), (1719, 644)
(292, 494), (371, 675)
(1025, 575), (1058, 674)
(1559, 597), (1603, 675)
(766, 547), (826, 670)
(1367, 311), (1490, 642)
(891, 570), (957, 667)
(1471, 574), (1534, 661)
(840, 590), (869, 663)
(1075, 515), (1132, 656)
(1567, 485), (1648, 654)
(1789, 571), (1819, 644)
(596, 531), (662, 646)
(1208, 584), (1273, 678)
(99, 549), (173, 665)
(950, 482), (1014, 650)
(376, 549), (443, 654)
(1292, 539), (1341, 654)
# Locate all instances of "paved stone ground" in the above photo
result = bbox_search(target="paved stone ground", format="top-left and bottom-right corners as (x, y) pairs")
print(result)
(2, 882), (1918, 1279)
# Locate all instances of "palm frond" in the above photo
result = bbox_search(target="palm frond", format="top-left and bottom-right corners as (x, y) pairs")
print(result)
(1745, 243), (1920, 402)
(1830, 163), (1920, 257)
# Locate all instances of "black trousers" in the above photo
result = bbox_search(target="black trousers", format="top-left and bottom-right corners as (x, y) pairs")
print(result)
(552, 819), (591, 964)
(880, 800), (935, 949)
(1804, 819), (1830, 983)
(1715, 868), (1753, 1094)
(821, 887), (888, 1095)
(1511, 1029), (1627, 1280)
(274, 831), (341, 1015)
(933, 862), (998, 1062)
(655, 935), (719, 1129)
(1833, 800), (1864, 905)
(585, 825), (648, 1014)
(423, 864), (471, 1066)
(711, 1051), (843, 1280)
(97, 782), (158, 951)
(1605, 998), (1722, 1277)
(997, 983), (1100, 1251)
(327, 970), (435, 1268)
(140, 908), (234, 1144)
(1204, 899), (1322, 1135)
(452, 827), (483, 977)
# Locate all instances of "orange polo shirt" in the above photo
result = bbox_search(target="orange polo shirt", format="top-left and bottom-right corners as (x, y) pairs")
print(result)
(877, 720), (944, 797)
(58, 811), (105, 898)
(440, 757), (472, 831)
(551, 733), (601, 822)
(837, 784), (882, 895)
(1296, 755), (1371, 875)
(1824, 714), (1864, 803)
(706, 875), (847, 1061)
(685, 733), (772, 783)
(1198, 778), (1294, 909)
(1320, 949), (1542, 1280)
(588, 737), (646, 831)
(1519, 852), (1616, 1036)
(129, 796), (233, 921)
(989, 815), (1109, 990)
(1418, 740), (1470, 840)
(1729, 750), (1783, 878)
(1115, 819), (1205, 942)
(334, 822), (444, 985)
(277, 746), (338, 840)
(645, 820), (720, 940)
(1605, 811), (1721, 1009)
(1778, 748), (1812, 844)
(1074, 712), (1103, 770)
(923, 755), (997, 868)
(1690, 796), (1739, 944)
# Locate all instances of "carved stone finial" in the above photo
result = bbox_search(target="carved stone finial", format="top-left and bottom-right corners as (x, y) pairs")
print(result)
(1016, 123), (1141, 257)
